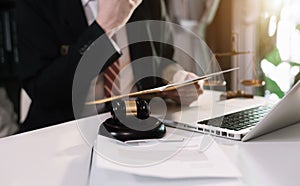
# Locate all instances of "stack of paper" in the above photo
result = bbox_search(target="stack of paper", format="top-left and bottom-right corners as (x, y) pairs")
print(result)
(90, 130), (241, 179)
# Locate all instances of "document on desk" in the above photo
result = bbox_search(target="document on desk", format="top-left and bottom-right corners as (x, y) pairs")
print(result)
(90, 133), (241, 179)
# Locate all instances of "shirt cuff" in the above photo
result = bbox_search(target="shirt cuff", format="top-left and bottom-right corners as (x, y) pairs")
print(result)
(109, 37), (122, 54)
(172, 70), (190, 83)
(162, 64), (184, 84)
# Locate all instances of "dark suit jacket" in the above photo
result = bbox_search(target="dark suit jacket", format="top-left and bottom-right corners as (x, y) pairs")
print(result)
(17, 0), (174, 132)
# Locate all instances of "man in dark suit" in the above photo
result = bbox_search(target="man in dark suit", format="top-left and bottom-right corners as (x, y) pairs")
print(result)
(17, 0), (202, 132)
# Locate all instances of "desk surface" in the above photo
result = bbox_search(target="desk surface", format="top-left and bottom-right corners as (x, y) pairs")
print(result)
(1, 91), (300, 186)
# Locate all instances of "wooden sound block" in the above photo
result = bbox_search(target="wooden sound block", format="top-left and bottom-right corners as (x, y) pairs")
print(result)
(99, 116), (166, 142)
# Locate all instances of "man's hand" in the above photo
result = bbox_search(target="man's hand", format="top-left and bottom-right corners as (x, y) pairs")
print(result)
(97, 0), (143, 37)
(161, 70), (203, 106)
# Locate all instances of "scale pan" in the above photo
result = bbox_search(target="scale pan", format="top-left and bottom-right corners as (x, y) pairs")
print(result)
(241, 80), (265, 87)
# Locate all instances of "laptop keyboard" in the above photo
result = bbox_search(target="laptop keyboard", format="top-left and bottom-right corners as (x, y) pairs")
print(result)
(198, 106), (273, 131)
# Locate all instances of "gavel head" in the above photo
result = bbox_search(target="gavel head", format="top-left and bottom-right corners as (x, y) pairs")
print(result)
(101, 98), (166, 141)
(111, 98), (150, 120)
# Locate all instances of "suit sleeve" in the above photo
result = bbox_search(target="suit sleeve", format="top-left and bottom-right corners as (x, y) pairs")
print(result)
(17, 0), (119, 110)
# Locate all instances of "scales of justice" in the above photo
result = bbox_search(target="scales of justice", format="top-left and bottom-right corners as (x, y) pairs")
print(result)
(167, 0), (264, 100)
(213, 32), (265, 100)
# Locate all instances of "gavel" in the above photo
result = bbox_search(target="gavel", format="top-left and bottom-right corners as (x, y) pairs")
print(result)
(110, 99), (150, 120)
(99, 99), (166, 142)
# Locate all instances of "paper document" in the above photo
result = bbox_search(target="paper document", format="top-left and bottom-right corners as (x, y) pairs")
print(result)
(90, 128), (241, 179)
(86, 68), (238, 105)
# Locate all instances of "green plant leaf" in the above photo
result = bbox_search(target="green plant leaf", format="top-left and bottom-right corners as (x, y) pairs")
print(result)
(264, 77), (285, 98)
(265, 48), (282, 66)
(296, 24), (300, 31)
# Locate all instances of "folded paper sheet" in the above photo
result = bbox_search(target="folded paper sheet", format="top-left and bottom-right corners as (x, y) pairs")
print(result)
(90, 128), (241, 179)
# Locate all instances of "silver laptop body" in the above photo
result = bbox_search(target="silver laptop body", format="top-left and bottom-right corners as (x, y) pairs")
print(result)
(164, 80), (300, 141)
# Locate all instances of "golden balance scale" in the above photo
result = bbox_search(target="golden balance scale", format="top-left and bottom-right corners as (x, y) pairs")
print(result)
(206, 33), (265, 100)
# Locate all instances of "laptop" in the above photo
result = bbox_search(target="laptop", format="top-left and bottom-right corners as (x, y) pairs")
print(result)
(164, 80), (300, 141)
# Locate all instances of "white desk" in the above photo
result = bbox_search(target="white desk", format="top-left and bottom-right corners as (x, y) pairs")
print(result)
(1, 91), (300, 186)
